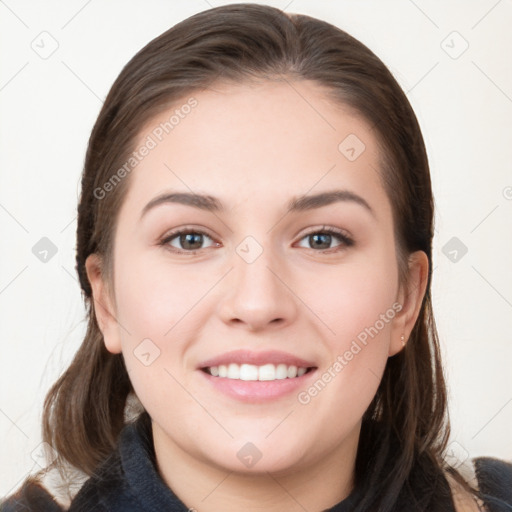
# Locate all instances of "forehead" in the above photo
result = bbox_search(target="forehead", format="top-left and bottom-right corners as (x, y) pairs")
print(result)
(120, 79), (389, 218)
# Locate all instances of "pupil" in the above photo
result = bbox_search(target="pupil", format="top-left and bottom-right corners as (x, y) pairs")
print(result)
(310, 233), (331, 249)
(181, 233), (203, 250)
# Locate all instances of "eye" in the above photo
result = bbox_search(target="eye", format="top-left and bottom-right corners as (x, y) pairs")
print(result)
(296, 227), (354, 252)
(160, 228), (219, 253)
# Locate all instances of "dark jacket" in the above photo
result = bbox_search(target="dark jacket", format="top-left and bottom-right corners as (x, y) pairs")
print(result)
(2, 412), (511, 511)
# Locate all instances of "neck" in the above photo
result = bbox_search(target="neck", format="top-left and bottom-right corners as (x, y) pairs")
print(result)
(152, 422), (360, 512)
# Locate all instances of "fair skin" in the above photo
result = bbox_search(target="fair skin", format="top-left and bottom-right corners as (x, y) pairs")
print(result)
(86, 79), (429, 512)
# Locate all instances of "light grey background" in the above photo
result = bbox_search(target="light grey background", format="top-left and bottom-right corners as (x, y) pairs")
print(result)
(1, 0), (511, 497)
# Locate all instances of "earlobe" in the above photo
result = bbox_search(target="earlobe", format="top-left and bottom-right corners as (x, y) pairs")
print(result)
(85, 254), (122, 354)
(389, 250), (429, 356)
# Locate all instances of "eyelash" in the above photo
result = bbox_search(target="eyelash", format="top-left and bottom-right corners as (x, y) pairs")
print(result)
(159, 225), (354, 255)
(297, 226), (355, 252)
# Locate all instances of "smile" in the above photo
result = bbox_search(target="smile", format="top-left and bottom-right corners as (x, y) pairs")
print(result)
(203, 363), (315, 381)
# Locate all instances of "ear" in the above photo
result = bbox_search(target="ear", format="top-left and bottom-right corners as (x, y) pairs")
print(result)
(85, 253), (122, 354)
(389, 250), (429, 356)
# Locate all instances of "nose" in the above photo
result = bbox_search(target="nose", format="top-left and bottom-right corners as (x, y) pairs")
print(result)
(216, 245), (299, 332)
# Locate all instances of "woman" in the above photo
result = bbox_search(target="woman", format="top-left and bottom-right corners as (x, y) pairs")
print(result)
(2, 4), (511, 511)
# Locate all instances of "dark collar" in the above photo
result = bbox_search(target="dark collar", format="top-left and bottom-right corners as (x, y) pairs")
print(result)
(70, 412), (189, 511)
(75, 412), (512, 512)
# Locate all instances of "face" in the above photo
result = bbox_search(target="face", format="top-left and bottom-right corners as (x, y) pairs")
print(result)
(87, 79), (426, 477)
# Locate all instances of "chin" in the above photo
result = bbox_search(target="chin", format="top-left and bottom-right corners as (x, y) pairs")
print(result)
(202, 437), (309, 475)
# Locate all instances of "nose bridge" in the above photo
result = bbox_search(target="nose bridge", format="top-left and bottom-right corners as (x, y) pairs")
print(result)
(235, 240), (278, 296)
(217, 235), (297, 330)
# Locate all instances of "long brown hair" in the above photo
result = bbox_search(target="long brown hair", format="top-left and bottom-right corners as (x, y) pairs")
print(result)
(40, 3), (475, 509)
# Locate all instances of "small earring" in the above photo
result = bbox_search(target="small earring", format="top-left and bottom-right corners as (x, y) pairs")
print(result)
(401, 334), (406, 347)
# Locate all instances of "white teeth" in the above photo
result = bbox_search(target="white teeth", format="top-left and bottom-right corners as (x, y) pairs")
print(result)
(258, 363), (275, 381)
(239, 364), (259, 381)
(227, 363), (240, 379)
(205, 363), (310, 381)
(287, 365), (298, 378)
(275, 364), (288, 379)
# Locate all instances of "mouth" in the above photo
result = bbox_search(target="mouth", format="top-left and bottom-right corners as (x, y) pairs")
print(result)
(196, 349), (318, 402)
(201, 363), (317, 381)
(197, 349), (318, 381)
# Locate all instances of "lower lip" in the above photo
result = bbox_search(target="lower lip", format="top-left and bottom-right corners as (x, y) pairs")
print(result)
(198, 369), (317, 403)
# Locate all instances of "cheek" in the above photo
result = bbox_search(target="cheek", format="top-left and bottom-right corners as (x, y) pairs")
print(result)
(303, 251), (399, 343)
(113, 254), (204, 421)
(114, 250), (211, 338)
(317, 251), (401, 392)
(112, 251), (221, 400)
(296, 250), (399, 405)
(296, 275), (397, 428)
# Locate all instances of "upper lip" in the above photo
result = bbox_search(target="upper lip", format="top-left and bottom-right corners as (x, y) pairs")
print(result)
(197, 350), (317, 369)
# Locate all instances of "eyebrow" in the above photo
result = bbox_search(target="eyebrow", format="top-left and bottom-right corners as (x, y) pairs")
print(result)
(140, 189), (374, 220)
(140, 192), (222, 219)
(287, 190), (373, 216)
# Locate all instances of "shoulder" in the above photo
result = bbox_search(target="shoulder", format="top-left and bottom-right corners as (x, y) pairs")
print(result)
(474, 457), (512, 510)
(68, 415), (151, 511)
(67, 449), (125, 511)
(1, 478), (64, 512)
(447, 457), (512, 512)
(2, 414), (151, 512)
